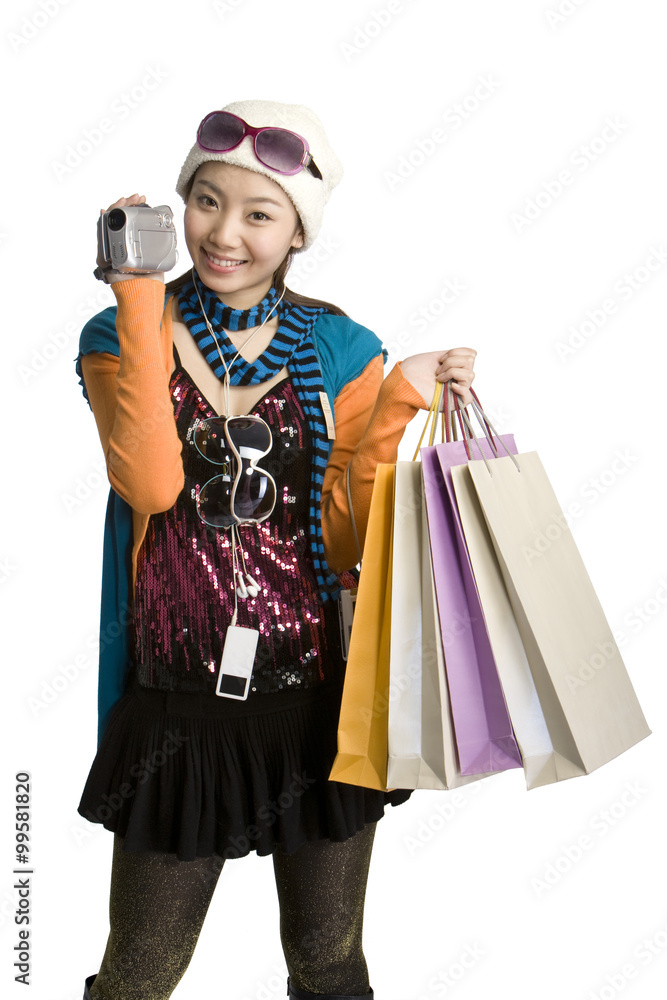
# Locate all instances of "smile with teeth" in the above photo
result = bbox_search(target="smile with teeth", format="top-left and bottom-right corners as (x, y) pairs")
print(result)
(204, 250), (247, 268)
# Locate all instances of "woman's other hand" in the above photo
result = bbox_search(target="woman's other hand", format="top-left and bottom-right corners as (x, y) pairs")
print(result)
(400, 347), (477, 409)
(98, 194), (165, 284)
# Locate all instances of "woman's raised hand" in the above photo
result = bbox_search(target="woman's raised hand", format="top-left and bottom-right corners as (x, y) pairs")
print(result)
(98, 194), (165, 284)
(400, 347), (477, 409)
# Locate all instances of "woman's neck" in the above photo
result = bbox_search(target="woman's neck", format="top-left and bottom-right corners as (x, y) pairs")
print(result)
(210, 280), (275, 312)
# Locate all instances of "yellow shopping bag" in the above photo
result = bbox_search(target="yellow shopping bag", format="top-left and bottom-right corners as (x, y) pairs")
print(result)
(328, 463), (395, 791)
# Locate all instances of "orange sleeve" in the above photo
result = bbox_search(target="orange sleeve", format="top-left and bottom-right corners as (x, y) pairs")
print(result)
(321, 357), (426, 573)
(80, 279), (184, 514)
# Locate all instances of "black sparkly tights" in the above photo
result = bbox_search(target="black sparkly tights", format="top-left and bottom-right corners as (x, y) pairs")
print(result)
(89, 822), (376, 1000)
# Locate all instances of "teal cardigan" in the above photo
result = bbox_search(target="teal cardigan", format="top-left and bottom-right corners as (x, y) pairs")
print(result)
(76, 298), (386, 748)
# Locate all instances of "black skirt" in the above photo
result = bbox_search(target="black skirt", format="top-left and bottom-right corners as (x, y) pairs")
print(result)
(77, 672), (413, 862)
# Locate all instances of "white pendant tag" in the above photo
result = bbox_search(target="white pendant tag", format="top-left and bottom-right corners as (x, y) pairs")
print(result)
(319, 391), (336, 439)
(215, 625), (259, 700)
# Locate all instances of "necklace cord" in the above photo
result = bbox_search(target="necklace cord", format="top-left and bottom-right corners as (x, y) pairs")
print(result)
(191, 268), (286, 417)
(191, 270), (287, 616)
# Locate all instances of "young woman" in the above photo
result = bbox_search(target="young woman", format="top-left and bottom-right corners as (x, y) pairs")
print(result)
(76, 99), (476, 1000)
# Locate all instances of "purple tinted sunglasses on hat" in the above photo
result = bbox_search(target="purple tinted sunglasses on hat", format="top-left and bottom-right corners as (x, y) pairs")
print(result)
(196, 110), (323, 180)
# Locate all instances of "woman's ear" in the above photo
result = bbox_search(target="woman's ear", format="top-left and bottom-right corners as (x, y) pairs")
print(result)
(291, 226), (305, 250)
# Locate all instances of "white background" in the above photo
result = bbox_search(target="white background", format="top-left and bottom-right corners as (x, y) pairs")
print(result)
(2, 1), (666, 999)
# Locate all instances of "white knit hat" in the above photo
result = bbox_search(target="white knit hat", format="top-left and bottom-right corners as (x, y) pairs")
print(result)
(175, 99), (343, 250)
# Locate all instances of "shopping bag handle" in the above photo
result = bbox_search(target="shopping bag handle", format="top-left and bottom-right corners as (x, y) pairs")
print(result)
(412, 380), (443, 459)
(411, 380), (467, 460)
(347, 377), (453, 566)
(346, 462), (364, 567)
(412, 375), (495, 461)
(454, 389), (521, 473)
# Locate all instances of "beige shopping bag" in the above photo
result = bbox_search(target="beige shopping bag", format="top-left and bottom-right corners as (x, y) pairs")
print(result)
(386, 462), (427, 787)
(452, 451), (651, 778)
(452, 464), (582, 788)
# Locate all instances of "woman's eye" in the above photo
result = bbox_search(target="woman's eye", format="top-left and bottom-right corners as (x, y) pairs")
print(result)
(198, 195), (216, 207)
(250, 211), (270, 221)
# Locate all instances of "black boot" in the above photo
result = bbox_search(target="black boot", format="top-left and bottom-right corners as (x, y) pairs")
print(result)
(83, 973), (96, 999)
(286, 975), (374, 999)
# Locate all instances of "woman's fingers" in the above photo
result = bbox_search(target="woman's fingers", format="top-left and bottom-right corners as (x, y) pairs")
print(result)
(437, 367), (476, 388)
(439, 346), (477, 361)
(102, 193), (147, 214)
(436, 348), (476, 404)
(438, 352), (476, 406)
(437, 348), (476, 373)
(398, 347), (478, 410)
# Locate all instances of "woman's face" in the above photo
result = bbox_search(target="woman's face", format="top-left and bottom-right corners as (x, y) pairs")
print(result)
(184, 161), (304, 309)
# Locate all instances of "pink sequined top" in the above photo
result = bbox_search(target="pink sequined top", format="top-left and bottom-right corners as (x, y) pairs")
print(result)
(132, 356), (342, 696)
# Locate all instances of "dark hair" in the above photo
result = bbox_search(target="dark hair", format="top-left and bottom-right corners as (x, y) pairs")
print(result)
(165, 169), (347, 317)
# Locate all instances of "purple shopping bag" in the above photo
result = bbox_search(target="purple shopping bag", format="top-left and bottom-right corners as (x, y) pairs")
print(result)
(436, 434), (520, 660)
(421, 443), (523, 776)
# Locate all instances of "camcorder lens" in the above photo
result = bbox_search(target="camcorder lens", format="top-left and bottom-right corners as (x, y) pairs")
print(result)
(107, 209), (126, 231)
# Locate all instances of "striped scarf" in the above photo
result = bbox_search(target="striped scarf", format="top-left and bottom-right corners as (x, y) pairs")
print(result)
(177, 271), (341, 603)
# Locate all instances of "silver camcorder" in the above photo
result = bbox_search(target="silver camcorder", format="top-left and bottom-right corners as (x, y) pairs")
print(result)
(94, 203), (178, 282)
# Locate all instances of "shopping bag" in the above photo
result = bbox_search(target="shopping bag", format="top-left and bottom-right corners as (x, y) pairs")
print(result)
(387, 388), (503, 788)
(333, 388), (492, 792)
(450, 417), (651, 777)
(386, 461), (429, 787)
(448, 449), (575, 788)
(386, 461), (485, 788)
(418, 482), (490, 789)
(422, 444), (523, 776)
(329, 464), (395, 791)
